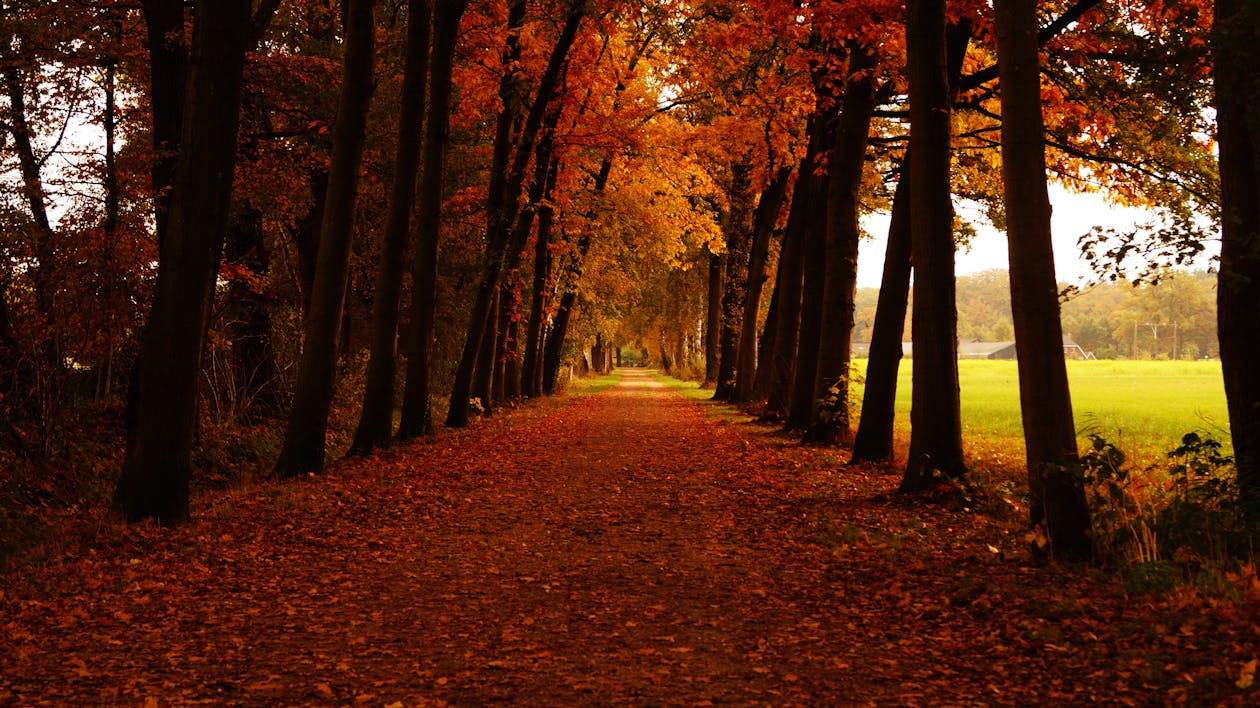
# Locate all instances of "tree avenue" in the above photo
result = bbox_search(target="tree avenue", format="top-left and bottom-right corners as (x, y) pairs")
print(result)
(0, 0), (1251, 563)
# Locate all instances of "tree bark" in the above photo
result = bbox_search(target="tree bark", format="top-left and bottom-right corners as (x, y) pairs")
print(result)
(996, 0), (1091, 558)
(473, 287), (500, 413)
(755, 117), (824, 416)
(786, 150), (831, 431)
(901, 0), (966, 490)
(4, 63), (61, 396)
(703, 250), (724, 388)
(275, 0), (377, 477)
(520, 160), (559, 398)
(852, 20), (968, 463)
(543, 229), (593, 395)
(350, 0), (432, 456)
(492, 279), (515, 403)
(140, 0), (187, 247)
(851, 158), (912, 462)
(397, 0), (468, 439)
(1214, 0), (1260, 522)
(446, 2), (586, 427)
(806, 46), (877, 445)
(112, 0), (251, 524)
(733, 165), (791, 403)
(713, 160), (755, 401)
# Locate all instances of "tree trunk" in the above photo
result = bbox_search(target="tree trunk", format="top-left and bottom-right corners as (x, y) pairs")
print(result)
(520, 160), (559, 398)
(1214, 0), (1260, 522)
(397, 0), (467, 439)
(901, 0), (966, 490)
(112, 0), (251, 524)
(294, 169), (329, 317)
(852, 21), (969, 463)
(275, 0), (377, 477)
(851, 157), (912, 462)
(806, 46), (877, 445)
(446, 3), (586, 427)
(492, 280), (515, 403)
(996, 0), (1091, 558)
(543, 229), (592, 395)
(703, 251), (724, 388)
(786, 152), (831, 431)
(98, 54), (120, 400)
(140, 0), (187, 247)
(733, 165), (791, 403)
(756, 116), (823, 416)
(473, 287), (500, 414)
(350, 0), (432, 456)
(4, 66), (59, 360)
(714, 161), (755, 401)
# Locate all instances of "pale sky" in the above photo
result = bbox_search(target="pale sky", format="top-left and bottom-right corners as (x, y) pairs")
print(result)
(856, 186), (1214, 289)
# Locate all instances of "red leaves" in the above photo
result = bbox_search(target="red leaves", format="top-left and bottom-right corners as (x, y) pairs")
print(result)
(1, 370), (1257, 703)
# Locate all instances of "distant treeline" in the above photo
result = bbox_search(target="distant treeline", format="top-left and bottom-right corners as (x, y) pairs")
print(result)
(854, 269), (1218, 360)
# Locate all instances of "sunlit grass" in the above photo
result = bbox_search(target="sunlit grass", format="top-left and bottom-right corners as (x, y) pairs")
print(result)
(647, 370), (753, 423)
(568, 369), (625, 395)
(854, 358), (1230, 465)
(648, 370), (713, 402)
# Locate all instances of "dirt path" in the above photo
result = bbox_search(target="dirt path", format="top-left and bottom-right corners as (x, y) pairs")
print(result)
(1, 369), (1254, 705)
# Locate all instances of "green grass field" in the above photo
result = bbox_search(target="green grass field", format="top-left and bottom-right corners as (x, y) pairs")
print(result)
(855, 359), (1230, 465)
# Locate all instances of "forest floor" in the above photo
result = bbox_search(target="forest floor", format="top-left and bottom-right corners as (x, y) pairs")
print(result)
(2, 369), (1258, 705)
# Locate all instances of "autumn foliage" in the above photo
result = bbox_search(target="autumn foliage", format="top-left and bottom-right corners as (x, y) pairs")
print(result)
(0, 0), (1258, 701)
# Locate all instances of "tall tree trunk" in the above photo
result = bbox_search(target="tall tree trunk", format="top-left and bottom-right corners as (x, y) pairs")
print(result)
(112, 0), (251, 524)
(350, 0), (432, 456)
(786, 156), (831, 431)
(397, 0), (468, 439)
(806, 46), (877, 445)
(446, 3), (586, 427)
(473, 288), (500, 413)
(543, 229), (592, 395)
(713, 160), (755, 401)
(852, 21), (969, 463)
(140, 0), (187, 247)
(996, 0), (1091, 558)
(901, 0), (965, 490)
(275, 0), (377, 477)
(851, 158), (912, 462)
(755, 117), (824, 415)
(1214, 0), (1260, 522)
(4, 67), (58, 353)
(492, 105), (566, 402)
(492, 280), (514, 403)
(541, 151), (615, 395)
(703, 251), (724, 388)
(294, 169), (330, 317)
(98, 54), (120, 400)
(521, 161), (559, 398)
(733, 165), (791, 403)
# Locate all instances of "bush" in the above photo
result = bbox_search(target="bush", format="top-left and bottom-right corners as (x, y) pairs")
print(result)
(1082, 432), (1252, 580)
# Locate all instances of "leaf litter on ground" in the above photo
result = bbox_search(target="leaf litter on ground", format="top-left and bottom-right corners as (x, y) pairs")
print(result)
(1, 369), (1258, 705)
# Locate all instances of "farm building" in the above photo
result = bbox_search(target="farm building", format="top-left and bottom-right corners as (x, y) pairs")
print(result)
(853, 335), (1093, 360)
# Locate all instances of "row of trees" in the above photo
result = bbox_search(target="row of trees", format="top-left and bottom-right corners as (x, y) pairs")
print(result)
(2, 0), (1256, 559)
(615, 0), (1252, 558)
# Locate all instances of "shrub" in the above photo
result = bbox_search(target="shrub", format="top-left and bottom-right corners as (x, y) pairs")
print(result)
(1081, 432), (1252, 581)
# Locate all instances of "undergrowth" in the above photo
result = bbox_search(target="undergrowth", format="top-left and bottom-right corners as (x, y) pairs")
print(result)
(1080, 431), (1254, 592)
